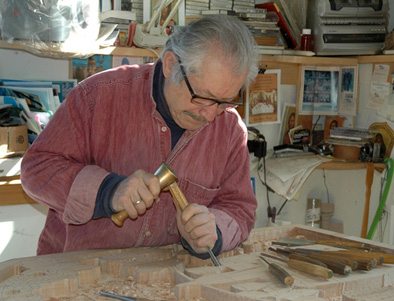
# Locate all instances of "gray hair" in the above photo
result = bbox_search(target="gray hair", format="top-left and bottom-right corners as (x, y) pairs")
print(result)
(161, 15), (259, 87)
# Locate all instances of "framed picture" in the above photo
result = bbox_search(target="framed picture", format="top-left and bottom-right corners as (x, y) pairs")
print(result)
(369, 122), (394, 159)
(298, 65), (340, 115)
(245, 69), (281, 126)
(279, 103), (296, 145)
(323, 116), (345, 140)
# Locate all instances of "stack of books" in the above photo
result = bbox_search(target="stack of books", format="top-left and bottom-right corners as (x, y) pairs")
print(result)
(256, 1), (301, 49)
(236, 8), (284, 51)
(233, 0), (255, 12)
(121, 0), (143, 24)
(185, 0), (209, 17)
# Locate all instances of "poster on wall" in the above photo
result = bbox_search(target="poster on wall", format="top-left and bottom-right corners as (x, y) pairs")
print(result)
(298, 65), (339, 115)
(245, 69), (281, 126)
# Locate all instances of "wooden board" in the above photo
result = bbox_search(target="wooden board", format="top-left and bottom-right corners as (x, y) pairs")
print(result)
(1, 225), (394, 300)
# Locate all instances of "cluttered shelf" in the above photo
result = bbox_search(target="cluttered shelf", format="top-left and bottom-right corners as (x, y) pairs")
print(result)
(0, 160), (386, 207)
(0, 40), (161, 58)
(317, 161), (386, 170)
(2, 39), (394, 64)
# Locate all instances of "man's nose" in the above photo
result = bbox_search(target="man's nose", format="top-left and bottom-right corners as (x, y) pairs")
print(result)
(199, 105), (222, 123)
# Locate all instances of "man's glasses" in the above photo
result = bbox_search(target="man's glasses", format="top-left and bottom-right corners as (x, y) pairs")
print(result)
(177, 58), (243, 109)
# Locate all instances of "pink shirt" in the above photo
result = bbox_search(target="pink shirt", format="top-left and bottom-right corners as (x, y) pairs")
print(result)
(21, 62), (257, 255)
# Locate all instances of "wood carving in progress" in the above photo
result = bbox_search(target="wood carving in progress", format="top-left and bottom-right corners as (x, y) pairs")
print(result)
(1, 225), (394, 300)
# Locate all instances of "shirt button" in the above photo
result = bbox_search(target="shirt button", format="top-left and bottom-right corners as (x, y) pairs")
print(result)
(145, 231), (151, 237)
(161, 126), (167, 132)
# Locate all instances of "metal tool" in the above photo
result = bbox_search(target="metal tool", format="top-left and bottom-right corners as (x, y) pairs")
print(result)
(111, 162), (221, 266)
(259, 255), (294, 286)
(100, 290), (137, 301)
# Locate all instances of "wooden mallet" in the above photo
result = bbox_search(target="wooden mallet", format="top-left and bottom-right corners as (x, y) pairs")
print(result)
(111, 162), (178, 227)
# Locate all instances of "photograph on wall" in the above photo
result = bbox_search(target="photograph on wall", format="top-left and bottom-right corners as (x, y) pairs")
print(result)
(279, 103), (296, 145)
(298, 65), (339, 115)
(72, 55), (112, 83)
(338, 66), (358, 116)
(323, 115), (345, 140)
(245, 69), (281, 126)
(369, 122), (394, 159)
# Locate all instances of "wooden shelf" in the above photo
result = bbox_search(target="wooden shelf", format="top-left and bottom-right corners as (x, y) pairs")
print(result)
(0, 40), (161, 58)
(317, 161), (386, 171)
(2, 39), (394, 63)
(0, 175), (36, 206)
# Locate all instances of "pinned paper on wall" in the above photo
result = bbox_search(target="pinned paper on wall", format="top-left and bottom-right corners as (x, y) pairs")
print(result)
(367, 64), (391, 112)
(378, 71), (394, 122)
(245, 69), (281, 126)
(338, 66), (358, 116)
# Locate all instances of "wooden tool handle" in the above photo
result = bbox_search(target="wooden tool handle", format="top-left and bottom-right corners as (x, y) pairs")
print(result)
(288, 254), (327, 268)
(168, 182), (189, 211)
(324, 251), (378, 267)
(308, 253), (358, 271)
(111, 210), (129, 227)
(316, 240), (365, 249)
(309, 257), (351, 276)
(269, 262), (294, 286)
(287, 259), (333, 279)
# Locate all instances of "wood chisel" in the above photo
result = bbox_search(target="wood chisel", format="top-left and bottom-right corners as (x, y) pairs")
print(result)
(167, 175), (221, 267)
(260, 252), (333, 279)
(269, 247), (351, 275)
(259, 255), (294, 286)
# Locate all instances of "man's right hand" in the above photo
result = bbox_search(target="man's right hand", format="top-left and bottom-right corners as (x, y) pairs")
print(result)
(111, 170), (161, 219)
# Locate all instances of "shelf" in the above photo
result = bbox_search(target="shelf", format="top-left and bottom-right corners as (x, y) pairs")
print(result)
(0, 40), (161, 58)
(2, 39), (394, 63)
(0, 175), (36, 206)
(317, 161), (386, 171)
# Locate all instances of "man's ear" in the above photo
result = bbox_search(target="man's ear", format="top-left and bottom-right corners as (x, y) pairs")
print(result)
(162, 51), (178, 78)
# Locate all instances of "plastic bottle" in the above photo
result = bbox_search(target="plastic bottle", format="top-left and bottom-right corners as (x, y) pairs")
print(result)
(301, 28), (312, 51)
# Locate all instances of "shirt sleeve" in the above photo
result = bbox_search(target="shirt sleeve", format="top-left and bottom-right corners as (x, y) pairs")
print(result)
(93, 173), (127, 219)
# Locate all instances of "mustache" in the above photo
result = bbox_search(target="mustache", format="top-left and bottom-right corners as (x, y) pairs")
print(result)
(184, 111), (207, 122)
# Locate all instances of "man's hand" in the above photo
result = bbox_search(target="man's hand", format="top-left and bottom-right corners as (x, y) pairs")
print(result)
(111, 170), (161, 219)
(176, 204), (218, 254)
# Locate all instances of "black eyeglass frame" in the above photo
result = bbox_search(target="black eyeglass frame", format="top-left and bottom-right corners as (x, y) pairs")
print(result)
(177, 58), (243, 108)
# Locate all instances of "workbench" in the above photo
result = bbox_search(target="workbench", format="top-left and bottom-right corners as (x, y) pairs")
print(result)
(1, 224), (394, 300)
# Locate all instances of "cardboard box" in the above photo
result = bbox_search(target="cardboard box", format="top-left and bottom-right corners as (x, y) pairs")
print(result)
(0, 125), (28, 158)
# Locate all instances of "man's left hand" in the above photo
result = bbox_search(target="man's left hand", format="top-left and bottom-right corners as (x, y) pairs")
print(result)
(176, 203), (218, 254)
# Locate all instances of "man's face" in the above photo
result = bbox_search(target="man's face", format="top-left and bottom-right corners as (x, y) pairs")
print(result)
(163, 53), (247, 131)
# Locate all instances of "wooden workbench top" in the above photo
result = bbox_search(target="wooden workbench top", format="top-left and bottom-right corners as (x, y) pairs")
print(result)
(1, 225), (394, 300)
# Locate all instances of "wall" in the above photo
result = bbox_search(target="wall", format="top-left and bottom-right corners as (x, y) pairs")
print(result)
(1, 8), (394, 262)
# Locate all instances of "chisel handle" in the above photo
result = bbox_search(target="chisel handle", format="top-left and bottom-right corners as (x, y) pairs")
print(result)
(289, 253), (328, 268)
(287, 259), (333, 279)
(168, 182), (189, 211)
(269, 262), (294, 286)
(168, 181), (221, 266)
